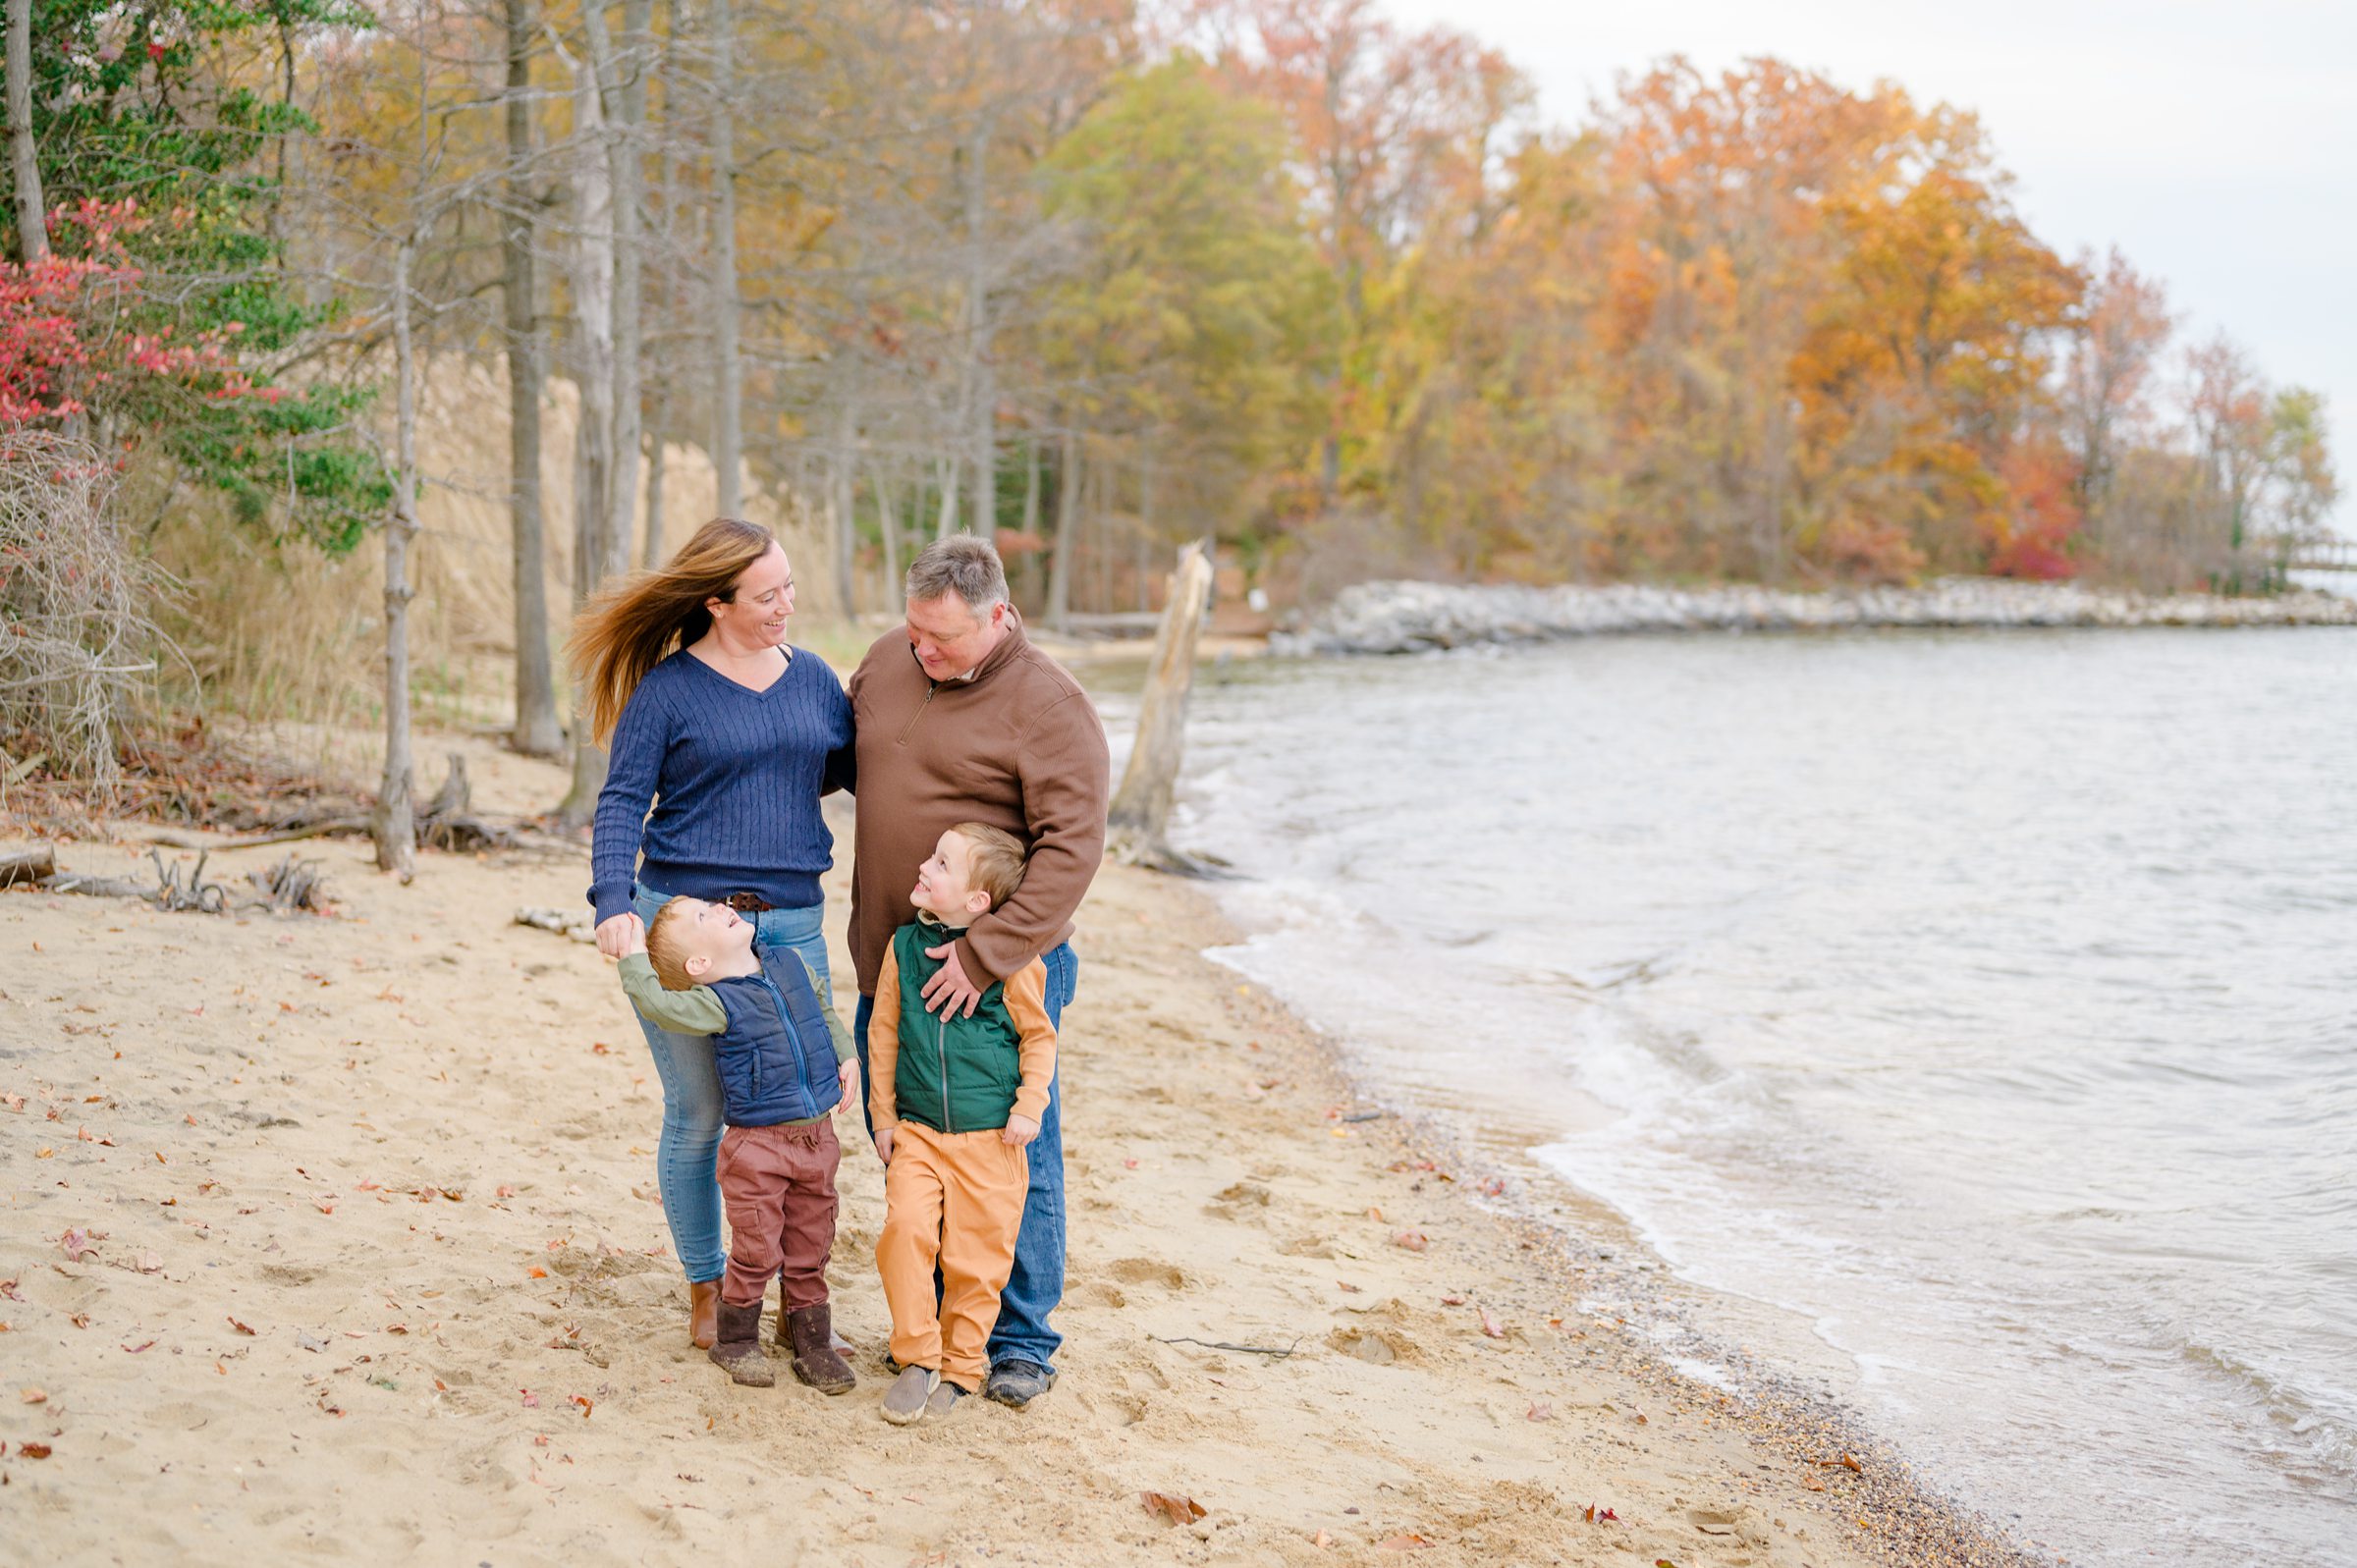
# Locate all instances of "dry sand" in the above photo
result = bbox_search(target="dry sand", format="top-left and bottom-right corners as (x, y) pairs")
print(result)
(1, 739), (2035, 1567)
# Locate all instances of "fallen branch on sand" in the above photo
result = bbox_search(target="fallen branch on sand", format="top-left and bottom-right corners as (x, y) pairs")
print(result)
(1147, 1334), (1303, 1359)
(143, 753), (518, 853)
(515, 906), (596, 943)
(25, 847), (333, 914)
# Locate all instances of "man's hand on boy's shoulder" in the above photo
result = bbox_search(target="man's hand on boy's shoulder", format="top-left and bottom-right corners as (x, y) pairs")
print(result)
(1000, 1112), (1039, 1149)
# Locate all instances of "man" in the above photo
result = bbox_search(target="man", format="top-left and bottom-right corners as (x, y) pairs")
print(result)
(847, 534), (1110, 1409)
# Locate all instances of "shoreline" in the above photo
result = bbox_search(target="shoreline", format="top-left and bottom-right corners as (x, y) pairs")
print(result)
(1, 731), (2052, 1566)
(1284, 577), (2357, 655)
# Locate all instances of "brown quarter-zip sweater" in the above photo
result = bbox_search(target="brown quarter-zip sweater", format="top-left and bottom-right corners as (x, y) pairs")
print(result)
(846, 613), (1111, 995)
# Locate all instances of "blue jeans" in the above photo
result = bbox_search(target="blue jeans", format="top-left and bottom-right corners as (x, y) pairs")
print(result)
(854, 941), (1075, 1375)
(630, 883), (835, 1285)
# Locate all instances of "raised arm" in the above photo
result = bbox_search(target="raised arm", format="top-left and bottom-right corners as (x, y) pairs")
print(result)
(618, 952), (727, 1036)
(956, 689), (1110, 986)
(588, 681), (671, 931)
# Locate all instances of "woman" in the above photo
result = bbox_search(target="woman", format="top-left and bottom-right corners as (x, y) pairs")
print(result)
(572, 517), (852, 1350)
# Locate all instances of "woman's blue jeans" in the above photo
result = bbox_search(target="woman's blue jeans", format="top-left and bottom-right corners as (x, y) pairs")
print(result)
(630, 883), (834, 1285)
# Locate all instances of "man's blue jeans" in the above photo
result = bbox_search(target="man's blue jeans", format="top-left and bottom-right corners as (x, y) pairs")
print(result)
(854, 941), (1075, 1376)
(628, 884), (835, 1286)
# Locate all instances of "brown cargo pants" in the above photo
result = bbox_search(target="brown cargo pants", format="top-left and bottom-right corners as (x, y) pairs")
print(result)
(716, 1118), (841, 1311)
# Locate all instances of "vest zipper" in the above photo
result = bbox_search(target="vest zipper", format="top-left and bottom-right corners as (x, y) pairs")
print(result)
(936, 1009), (952, 1134)
(897, 681), (937, 744)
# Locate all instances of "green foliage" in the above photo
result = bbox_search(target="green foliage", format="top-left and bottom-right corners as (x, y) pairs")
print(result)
(4, 0), (387, 552)
(1035, 56), (1338, 536)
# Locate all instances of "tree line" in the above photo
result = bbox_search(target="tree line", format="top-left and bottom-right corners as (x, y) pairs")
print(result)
(0, 0), (2339, 832)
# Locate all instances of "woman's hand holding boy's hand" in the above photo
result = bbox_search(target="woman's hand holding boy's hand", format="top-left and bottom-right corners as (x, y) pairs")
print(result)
(1000, 1113), (1039, 1149)
(596, 911), (644, 960)
(873, 1128), (895, 1165)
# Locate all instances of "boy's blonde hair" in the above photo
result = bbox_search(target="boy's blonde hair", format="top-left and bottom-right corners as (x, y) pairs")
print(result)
(645, 897), (700, 991)
(953, 823), (1027, 910)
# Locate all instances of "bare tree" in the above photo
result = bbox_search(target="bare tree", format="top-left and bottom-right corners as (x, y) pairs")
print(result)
(372, 237), (421, 882)
(707, 0), (742, 517)
(504, 0), (563, 755)
(4, 0), (43, 263)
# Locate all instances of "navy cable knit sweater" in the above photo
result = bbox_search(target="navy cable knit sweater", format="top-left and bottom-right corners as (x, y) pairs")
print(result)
(587, 648), (854, 925)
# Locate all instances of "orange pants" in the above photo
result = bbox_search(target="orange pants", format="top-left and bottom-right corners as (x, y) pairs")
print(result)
(876, 1122), (1030, 1390)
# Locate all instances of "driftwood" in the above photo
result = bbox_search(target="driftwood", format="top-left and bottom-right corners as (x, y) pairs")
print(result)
(0, 843), (56, 889)
(1106, 539), (1230, 877)
(141, 753), (516, 854)
(515, 905), (597, 944)
(20, 846), (333, 915)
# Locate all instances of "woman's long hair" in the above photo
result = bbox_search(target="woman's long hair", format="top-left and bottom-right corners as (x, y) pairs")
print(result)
(567, 517), (776, 744)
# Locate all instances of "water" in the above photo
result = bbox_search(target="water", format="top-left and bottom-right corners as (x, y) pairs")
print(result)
(1119, 628), (2357, 1565)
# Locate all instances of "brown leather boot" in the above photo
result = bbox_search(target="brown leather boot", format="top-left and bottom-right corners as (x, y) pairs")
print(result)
(785, 1303), (856, 1395)
(708, 1301), (774, 1387)
(688, 1279), (720, 1351)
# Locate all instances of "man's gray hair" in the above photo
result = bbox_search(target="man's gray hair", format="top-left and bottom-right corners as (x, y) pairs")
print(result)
(904, 533), (1010, 613)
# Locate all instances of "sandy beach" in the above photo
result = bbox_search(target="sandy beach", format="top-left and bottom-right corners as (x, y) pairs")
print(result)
(0, 734), (2038, 1568)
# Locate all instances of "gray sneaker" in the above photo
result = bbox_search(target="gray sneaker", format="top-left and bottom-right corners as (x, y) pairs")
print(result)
(923, 1380), (967, 1419)
(880, 1364), (939, 1426)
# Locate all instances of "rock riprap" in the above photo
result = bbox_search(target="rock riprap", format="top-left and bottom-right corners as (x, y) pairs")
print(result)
(1278, 578), (2357, 656)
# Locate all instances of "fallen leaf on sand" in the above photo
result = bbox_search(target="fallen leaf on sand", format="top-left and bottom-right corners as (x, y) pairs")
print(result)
(19, 1441), (52, 1458)
(20, 1388), (46, 1404)
(1140, 1490), (1205, 1525)
(136, 1250), (161, 1273)
(1393, 1230), (1427, 1252)
(1478, 1177), (1507, 1197)
(1478, 1306), (1507, 1338)
(1123, 1159), (1140, 1169)
(1802, 1476), (1826, 1492)
(122, 1339), (156, 1353)
(1526, 1401), (1554, 1421)
(1311, 1530), (1332, 1549)
(1377, 1535), (1433, 1551)
(0, 1278), (20, 1301)
(527, 1267), (548, 1279)
(521, 1390), (540, 1408)
(56, 1228), (96, 1262)
(1441, 1294), (1465, 1306)
(496, 1184), (517, 1199)
(1366, 1207), (1384, 1221)
(68, 1313), (88, 1329)
(314, 1199), (335, 1215)
(1337, 1280), (1362, 1294)
(572, 1395), (593, 1418)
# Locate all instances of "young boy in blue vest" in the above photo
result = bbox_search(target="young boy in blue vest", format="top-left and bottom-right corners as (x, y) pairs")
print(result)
(867, 824), (1057, 1424)
(619, 897), (860, 1393)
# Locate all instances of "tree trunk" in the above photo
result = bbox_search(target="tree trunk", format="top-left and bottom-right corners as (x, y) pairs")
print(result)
(1020, 434), (1040, 537)
(597, 0), (647, 586)
(554, 42), (618, 827)
(1105, 539), (1215, 872)
(640, 383), (669, 568)
(708, 0), (741, 518)
(373, 243), (421, 881)
(870, 458), (900, 600)
(4, 0), (45, 263)
(503, 0), (562, 756)
(831, 395), (856, 615)
(1047, 427), (1078, 630)
(962, 114), (995, 540)
(934, 455), (958, 539)
(1134, 444), (1157, 611)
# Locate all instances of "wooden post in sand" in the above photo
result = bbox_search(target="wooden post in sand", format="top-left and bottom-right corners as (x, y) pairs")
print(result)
(1106, 537), (1216, 873)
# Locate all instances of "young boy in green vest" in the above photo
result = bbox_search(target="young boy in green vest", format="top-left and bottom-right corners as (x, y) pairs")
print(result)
(866, 824), (1057, 1424)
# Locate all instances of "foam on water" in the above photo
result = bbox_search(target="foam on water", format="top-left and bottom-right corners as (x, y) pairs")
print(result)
(1132, 627), (2357, 1566)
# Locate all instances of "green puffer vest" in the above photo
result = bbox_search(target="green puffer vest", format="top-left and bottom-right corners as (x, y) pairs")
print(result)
(889, 921), (1023, 1134)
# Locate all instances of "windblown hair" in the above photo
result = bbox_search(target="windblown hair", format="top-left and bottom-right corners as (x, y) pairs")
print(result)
(905, 533), (1009, 613)
(644, 897), (700, 992)
(567, 517), (776, 744)
(952, 822), (1028, 911)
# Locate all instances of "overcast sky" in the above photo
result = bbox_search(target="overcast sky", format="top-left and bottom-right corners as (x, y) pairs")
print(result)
(1383, 0), (2354, 530)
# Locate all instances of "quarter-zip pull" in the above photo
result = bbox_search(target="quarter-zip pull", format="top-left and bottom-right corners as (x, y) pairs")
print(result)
(897, 680), (938, 745)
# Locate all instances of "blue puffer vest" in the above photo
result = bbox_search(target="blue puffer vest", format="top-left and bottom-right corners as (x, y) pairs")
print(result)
(705, 947), (843, 1127)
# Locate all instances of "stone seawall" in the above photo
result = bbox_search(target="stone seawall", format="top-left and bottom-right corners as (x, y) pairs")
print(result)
(1276, 578), (2357, 656)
